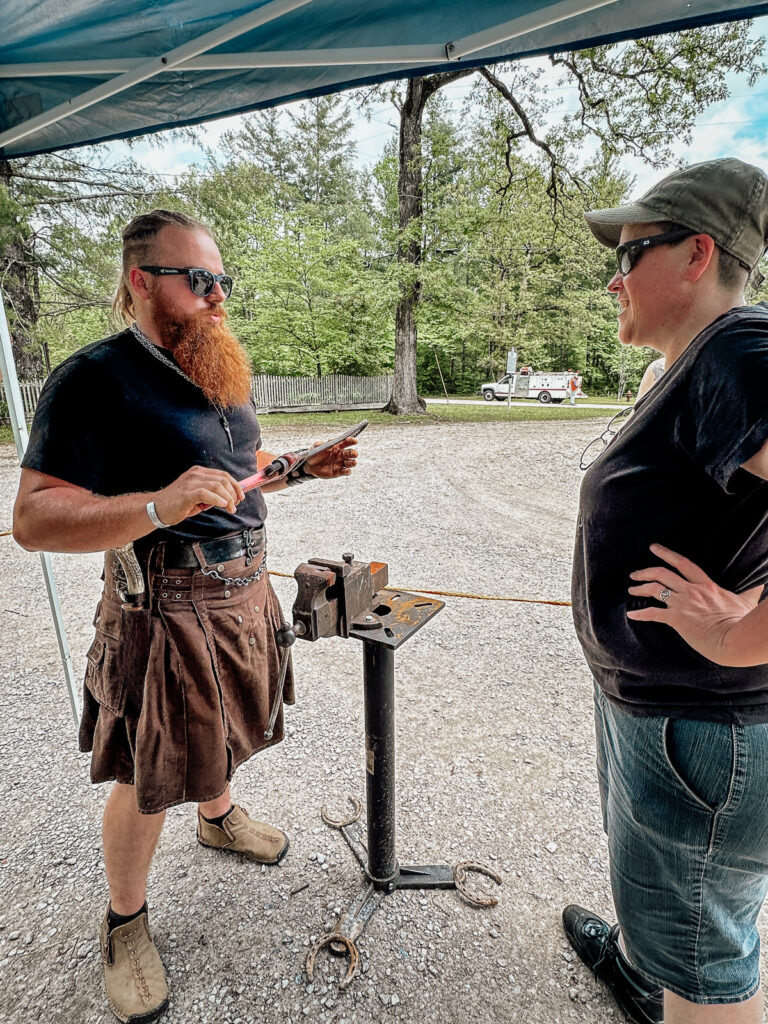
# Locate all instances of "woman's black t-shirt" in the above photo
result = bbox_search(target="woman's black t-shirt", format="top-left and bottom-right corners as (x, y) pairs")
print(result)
(21, 329), (268, 541)
(572, 306), (768, 723)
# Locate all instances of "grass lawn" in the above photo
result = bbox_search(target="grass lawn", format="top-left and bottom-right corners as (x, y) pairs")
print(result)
(576, 394), (629, 404)
(258, 403), (613, 429)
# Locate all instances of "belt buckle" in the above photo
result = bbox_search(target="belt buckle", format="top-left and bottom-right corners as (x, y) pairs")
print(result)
(244, 528), (256, 566)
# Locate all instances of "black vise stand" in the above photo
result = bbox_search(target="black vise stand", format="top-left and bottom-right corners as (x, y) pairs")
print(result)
(281, 553), (502, 989)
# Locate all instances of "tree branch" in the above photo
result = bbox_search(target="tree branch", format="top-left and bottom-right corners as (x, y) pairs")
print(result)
(479, 66), (572, 210)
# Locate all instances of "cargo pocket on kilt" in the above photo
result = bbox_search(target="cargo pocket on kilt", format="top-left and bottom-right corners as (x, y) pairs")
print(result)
(202, 585), (277, 751)
(84, 634), (126, 716)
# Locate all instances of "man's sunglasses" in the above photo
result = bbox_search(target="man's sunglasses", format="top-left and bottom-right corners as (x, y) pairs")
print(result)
(139, 265), (234, 298)
(615, 228), (696, 276)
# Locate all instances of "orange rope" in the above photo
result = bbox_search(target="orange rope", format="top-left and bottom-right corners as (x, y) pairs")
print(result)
(0, 544), (572, 607)
(268, 569), (571, 607)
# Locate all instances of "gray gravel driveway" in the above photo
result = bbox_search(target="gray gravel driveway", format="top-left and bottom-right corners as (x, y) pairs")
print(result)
(2, 417), (765, 1024)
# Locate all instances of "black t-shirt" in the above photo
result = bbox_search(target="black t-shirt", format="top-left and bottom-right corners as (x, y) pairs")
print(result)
(572, 306), (768, 723)
(22, 329), (268, 541)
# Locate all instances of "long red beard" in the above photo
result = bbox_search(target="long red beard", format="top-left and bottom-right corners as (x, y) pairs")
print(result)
(154, 305), (252, 408)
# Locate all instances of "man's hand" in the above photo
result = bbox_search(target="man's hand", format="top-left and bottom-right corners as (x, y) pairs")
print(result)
(153, 466), (245, 524)
(305, 437), (359, 479)
(626, 542), (765, 666)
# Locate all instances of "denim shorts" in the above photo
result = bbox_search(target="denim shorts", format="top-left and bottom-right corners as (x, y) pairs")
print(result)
(594, 683), (768, 1004)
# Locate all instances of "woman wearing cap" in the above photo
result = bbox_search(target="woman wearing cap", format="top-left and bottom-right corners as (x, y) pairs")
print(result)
(564, 158), (768, 1024)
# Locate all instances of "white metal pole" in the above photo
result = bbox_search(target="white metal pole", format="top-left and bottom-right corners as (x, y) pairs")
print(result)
(0, 290), (80, 727)
(446, 0), (624, 60)
(0, 46), (442, 77)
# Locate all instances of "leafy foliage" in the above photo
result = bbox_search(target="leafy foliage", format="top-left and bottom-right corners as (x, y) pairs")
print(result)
(2, 23), (767, 402)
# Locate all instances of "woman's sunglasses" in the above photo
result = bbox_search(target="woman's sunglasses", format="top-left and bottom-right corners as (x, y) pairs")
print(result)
(614, 229), (695, 276)
(139, 265), (234, 298)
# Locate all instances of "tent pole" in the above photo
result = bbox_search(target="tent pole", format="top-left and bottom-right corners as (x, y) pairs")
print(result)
(0, 47), (442, 76)
(0, 290), (80, 728)
(447, 0), (623, 59)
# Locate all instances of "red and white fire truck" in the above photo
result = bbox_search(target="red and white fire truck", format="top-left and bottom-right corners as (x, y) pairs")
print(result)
(480, 370), (585, 404)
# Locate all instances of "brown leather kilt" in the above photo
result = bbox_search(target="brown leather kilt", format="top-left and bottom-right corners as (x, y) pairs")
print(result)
(78, 539), (294, 814)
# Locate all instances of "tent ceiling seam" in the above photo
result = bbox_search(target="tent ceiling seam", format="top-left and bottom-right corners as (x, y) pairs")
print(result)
(0, 0), (315, 150)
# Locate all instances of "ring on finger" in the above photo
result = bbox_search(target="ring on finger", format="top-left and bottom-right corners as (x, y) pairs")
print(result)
(659, 588), (671, 603)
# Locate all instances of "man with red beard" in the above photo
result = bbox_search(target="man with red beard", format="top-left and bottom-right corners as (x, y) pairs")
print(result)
(12, 209), (359, 1024)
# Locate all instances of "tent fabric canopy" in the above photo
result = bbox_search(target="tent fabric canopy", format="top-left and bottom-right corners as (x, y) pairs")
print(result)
(3, 0), (768, 160)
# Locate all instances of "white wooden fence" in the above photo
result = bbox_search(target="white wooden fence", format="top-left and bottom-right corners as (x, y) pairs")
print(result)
(252, 373), (391, 412)
(1, 373), (392, 425)
(0, 378), (45, 423)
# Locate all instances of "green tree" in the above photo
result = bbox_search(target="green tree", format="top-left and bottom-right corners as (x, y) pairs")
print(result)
(219, 107), (298, 185)
(191, 101), (393, 378)
(1, 151), (165, 375)
(372, 21), (766, 412)
(289, 96), (357, 215)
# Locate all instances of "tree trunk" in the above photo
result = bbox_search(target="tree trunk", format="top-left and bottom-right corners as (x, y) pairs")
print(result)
(0, 160), (44, 379)
(385, 78), (428, 414)
(384, 69), (474, 415)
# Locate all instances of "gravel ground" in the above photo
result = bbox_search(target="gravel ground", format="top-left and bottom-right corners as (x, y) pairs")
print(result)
(2, 417), (766, 1024)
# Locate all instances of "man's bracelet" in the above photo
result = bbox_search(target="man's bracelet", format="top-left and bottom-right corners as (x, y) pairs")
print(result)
(146, 500), (170, 529)
(285, 463), (315, 487)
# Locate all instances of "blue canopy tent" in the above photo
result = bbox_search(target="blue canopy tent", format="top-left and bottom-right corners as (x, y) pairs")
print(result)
(2, 0), (768, 722)
(3, 0), (768, 158)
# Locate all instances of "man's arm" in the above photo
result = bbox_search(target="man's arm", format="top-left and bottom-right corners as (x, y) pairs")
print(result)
(13, 466), (246, 554)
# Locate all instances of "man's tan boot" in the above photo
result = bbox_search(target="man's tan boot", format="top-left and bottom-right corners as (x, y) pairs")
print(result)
(197, 804), (289, 864)
(100, 909), (169, 1023)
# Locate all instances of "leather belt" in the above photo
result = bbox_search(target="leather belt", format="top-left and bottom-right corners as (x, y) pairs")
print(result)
(162, 527), (265, 569)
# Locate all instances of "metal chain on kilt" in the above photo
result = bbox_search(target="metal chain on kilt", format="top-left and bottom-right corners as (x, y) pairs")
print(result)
(197, 541), (269, 587)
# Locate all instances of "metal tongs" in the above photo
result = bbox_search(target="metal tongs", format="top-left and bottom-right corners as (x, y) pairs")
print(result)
(239, 419), (368, 494)
(257, 421), (368, 738)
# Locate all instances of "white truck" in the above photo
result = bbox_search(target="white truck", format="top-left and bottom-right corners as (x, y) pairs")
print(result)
(480, 371), (584, 404)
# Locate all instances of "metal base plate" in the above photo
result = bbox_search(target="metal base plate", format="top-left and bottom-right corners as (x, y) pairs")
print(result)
(392, 864), (455, 889)
(309, 807), (502, 987)
(349, 590), (444, 648)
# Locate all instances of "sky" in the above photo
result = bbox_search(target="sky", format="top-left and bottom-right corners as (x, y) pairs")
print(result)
(107, 14), (768, 197)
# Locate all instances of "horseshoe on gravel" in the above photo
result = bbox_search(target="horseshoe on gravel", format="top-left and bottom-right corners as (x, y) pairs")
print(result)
(306, 932), (359, 990)
(454, 860), (503, 908)
(321, 795), (362, 829)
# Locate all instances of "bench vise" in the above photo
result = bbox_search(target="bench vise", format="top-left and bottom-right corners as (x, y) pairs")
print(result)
(269, 551), (502, 989)
(291, 553), (389, 641)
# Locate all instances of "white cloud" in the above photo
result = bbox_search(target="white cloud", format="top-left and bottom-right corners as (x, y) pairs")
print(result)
(618, 91), (768, 197)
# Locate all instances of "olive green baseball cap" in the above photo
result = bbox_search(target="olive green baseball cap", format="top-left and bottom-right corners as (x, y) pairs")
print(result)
(585, 158), (768, 270)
